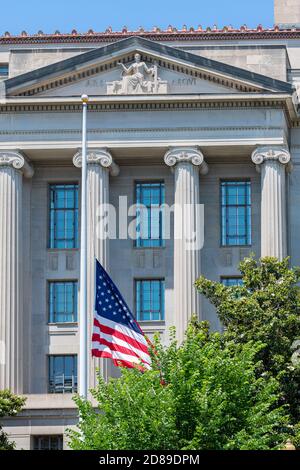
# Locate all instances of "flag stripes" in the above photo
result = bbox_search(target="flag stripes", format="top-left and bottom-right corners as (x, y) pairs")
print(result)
(92, 259), (152, 370)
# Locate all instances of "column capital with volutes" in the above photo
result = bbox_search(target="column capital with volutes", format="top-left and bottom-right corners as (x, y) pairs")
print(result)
(164, 146), (209, 175)
(73, 148), (119, 176)
(251, 146), (292, 172)
(0, 150), (34, 178)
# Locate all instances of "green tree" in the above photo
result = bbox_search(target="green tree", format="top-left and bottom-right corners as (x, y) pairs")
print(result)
(195, 257), (300, 427)
(0, 390), (25, 450)
(68, 321), (290, 450)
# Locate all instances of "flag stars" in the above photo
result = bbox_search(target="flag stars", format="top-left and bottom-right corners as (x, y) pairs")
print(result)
(95, 261), (142, 337)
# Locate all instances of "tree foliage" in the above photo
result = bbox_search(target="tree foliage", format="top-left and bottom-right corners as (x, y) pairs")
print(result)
(68, 322), (289, 450)
(0, 390), (25, 450)
(195, 256), (300, 424)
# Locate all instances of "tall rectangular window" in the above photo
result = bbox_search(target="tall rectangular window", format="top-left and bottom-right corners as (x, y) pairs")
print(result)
(135, 280), (165, 321)
(135, 182), (165, 247)
(49, 355), (77, 394)
(221, 180), (251, 246)
(49, 184), (78, 249)
(33, 435), (63, 450)
(221, 277), (243, 287)
(49, 281), (78, 323)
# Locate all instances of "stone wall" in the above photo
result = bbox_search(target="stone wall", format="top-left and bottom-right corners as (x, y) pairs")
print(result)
(275, 0), (300, 27)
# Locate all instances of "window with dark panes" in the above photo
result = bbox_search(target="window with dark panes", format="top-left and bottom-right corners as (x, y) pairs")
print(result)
(49, 184), (78, 249)
(49, 281), (78, 323)
(33, 435), (63, 450)
(221, 277), (244, 287)
(135, 182), (165, 247)
(135, 279), (165, 321)
(49, 355), (77, 394)
(221, 180), (251, 246)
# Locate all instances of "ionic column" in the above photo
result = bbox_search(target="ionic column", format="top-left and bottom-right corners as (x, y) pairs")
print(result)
(73, 148), (119, 387)
(164, 147), (208, 343)
(0, 151), (34, 393)
(251, 146), (291, 260)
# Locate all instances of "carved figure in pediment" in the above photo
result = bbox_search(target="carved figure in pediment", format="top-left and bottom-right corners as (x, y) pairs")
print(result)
(106, 53), (168, 95)
(117, 53), (155, 94)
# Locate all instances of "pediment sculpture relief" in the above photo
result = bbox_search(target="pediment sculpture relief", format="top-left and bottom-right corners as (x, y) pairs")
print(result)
(106, 53), (168, 95)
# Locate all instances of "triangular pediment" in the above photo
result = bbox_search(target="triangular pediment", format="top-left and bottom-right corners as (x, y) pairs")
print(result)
(4, 37), (293, 98)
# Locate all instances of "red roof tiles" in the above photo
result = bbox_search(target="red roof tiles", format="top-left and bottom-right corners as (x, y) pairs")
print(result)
(1, 25), (300, 44)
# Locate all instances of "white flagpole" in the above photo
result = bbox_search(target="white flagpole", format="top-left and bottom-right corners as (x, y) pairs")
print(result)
(79, 94), (89, 399)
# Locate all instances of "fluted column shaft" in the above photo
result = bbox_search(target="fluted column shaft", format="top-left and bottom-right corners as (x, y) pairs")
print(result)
(73, 148), (119, 386)
(0, 151), (33, 393)
(252, 146), (291, 260)
(165, 147), (208, 343)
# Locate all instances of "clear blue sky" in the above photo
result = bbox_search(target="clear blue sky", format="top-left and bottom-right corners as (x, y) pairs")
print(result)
(1, 0), (274, 35)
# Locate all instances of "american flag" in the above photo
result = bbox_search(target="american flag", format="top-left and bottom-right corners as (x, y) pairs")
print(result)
(92, 259), (152, 370)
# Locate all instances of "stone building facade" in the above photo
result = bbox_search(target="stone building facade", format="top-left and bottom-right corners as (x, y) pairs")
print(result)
(1, 0), (300, 450)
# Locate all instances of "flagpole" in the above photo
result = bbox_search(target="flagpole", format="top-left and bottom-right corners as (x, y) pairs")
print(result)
(79, 94), (89, 399)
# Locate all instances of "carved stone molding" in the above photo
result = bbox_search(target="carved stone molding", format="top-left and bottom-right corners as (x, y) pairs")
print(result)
(73, 148), (119, 176)
(164, 147), (208, 175)
(0, 125), (284, 137)
(0, 150), (34, 178)
(0, 99), (288, 114)
(251, 146), (292, 172)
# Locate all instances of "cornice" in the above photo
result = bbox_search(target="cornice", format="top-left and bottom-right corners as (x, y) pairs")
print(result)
(0, 125), (284, 137)
(0, 96), (295, 126)
(0, 137), (286, 153)
(0, 95), (292, 112)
